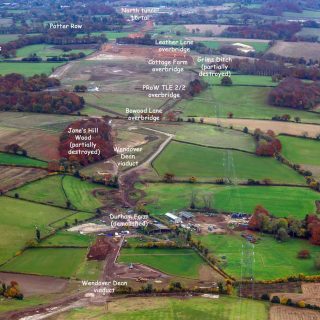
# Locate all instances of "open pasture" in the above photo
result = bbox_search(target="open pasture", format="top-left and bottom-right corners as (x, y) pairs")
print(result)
(0, 248), (88, 278)
(153, 141), (305, 184)
(279, 136), (320, 166)
(177, 86), (320, 124)
(54, 296), (268, 320)
(144, 122), (256, 152)
(119, 248), (204, 279)
(0, 197), (80, 264)
(137, 183), (318, 218)
(0, 62), (64, 76)
(0, 152), (47, 168)
(198, 233), (320, 280)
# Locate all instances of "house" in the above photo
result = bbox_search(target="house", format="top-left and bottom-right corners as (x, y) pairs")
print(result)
(165, 213), (182, 224)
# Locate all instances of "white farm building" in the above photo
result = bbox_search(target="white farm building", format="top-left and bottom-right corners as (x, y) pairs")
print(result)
(165, 213), (182, 224)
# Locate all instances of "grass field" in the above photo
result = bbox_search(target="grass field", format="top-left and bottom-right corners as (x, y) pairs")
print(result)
(50, 211), (93, 229)
(201, 40), (269, 52)
(279, 136), (320, 166)
(0, 34), (19, 43)
(0, 248), (88, 278)
(153, 141), (305, 184)
(205, 75), (276, 86)
(147, 123), (255, 152)
(15, 44), (94, 59)
(77, 31), (130, 40)
(0, 197), (80, 264)
(8, 175), (111, 212)
(296, 27), (320, 41)
(198, 233), (320, 280)
(0, 62), (64, 76)
(0, 152), (47, 168)
(7, 175), (67, 206)
(177, 86), (320, 124)
(137, 183), (319, 218)
(54, 296), (269, 320)
(39, 231), (94, 247)
(62, 175), (111, 212)
(119, 248), (204, 278)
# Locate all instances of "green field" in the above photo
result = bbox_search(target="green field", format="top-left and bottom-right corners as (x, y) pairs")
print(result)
(153, 141), (305, 184)
(56, 296), (268, 320)
(279, 136), (320, 166)
(296, 27), (320, 41)
(119, 248), (204, 278)
(62, 175), (111, 212)
(0, 197), (80, 264)
(15, 44), (94, 59)
(0, 152), (47, 168)
(50, 211), (93, 228)
(283, 10), (320, 19)
(77, 31), (130, 40)
(0, 62), (64, 76)
(40, 231), (94, 247)
(201, 41), (269, 52)
(205, 75), (276, 86)
(0, 34), (19, 43)
(137, 183), (319, 218)
(147, 123), (255, 152)
(177, 86), (320, 124)
(198, 233), (320, 280)
(8, 175), (111, 212)
(7, 175), (66, 206)
(0, 248), (87, 278)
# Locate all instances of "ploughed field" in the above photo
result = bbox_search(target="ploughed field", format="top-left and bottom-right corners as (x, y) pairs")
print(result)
(137, 183), (319, 218)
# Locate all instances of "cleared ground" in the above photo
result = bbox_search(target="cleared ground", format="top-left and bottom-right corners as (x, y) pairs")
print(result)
(270, 305), (320, 320)
(52, 296), (269, 320)
(119, 248), (205, 279)
(198, 233), (320, 280)
(0, 126), (60, 161)
(267, 41), (320, 60)
(137, 183), (318, 218)
(152, 141), (305, 184)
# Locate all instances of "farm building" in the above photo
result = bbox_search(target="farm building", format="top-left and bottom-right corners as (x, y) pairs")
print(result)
(165, 213), (182, 224)
(148, 223), (171, 234)
(180, 211), (194, 220)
